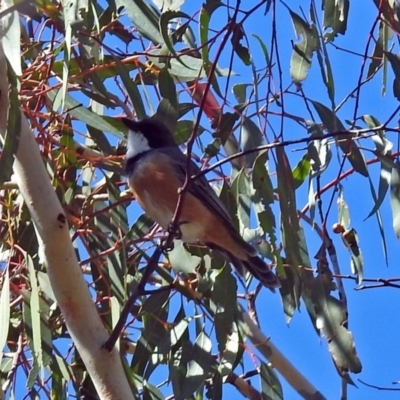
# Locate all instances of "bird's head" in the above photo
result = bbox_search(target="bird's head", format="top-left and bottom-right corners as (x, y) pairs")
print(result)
(122, 117), (177, 159)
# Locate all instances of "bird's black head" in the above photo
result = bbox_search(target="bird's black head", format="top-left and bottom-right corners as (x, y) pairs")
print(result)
(122, 117), (177, 151)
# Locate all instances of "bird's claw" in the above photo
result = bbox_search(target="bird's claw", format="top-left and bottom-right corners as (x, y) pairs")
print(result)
(167, 220), (188, 240)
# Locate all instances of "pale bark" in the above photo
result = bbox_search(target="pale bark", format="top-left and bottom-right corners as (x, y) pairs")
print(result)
(0, 45), (134, 400)
(238, 304), (326, 400)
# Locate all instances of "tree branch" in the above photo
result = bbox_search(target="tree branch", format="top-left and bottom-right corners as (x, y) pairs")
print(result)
(0, 45), (134, 400)
(237, 304), (326, 400)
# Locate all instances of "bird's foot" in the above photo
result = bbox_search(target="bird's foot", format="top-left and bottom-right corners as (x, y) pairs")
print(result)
(167, 220), (188, 240)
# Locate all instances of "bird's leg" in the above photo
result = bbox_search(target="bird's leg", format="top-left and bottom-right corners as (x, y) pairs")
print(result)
(167, 220), (188, 240)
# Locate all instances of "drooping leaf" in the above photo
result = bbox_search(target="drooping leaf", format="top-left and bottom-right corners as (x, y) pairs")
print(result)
(168, 241), (201, 275)
(240, 116), (264, 168)
(116, 0), (163, 44)
(288, 8), (319, 83)
(231, 169), (252, 230)
(276, 147), (302, 319)
(0, 61), (21, 185)
(142, 382), (165, 400)
(384, 51), (400, 100)
(47, 90), (123, 138)
(260, 361), (283, 400)
(26, 255), (44, 378)
(231, 22), (251, 66)
(158, 67), (178, 110)
(174, 119), (203, 145)
(337, 186), (350, 230)
(0, 0), (22, 75)
(159, 10), (192, 69)
(209, 266), (237, 354)
(292, 154), (311, 190)
(313, 281), (362, 374)
(156, 317), (191, 356)
(180, 331), (213, 397)
(152, 0), (184, 11)
(367, 22), (387, 79)
(390, 161), (400, 239)
(365, 175), (389, 265)
(252, 33), (270, 65)
(342, 228), (363, 283)
(199, 1), (223, 97)
(208, 370), (223, 400)
(114, 56), (146, 120)
(311, 100), (368, 177)
(322, 0), (349, 41)
(232, 83), (251, 104)
(132, 289), (170, 376)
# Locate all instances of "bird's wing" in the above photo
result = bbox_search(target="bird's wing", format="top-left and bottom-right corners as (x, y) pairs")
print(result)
(159, 148), (256, 256)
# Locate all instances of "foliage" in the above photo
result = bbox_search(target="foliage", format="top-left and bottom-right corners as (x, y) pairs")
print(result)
(1, 0), (400, 398)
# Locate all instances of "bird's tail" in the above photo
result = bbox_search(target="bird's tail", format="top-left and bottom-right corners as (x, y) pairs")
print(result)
(209, 244), (280, 290)
(239, 255), (280, 290)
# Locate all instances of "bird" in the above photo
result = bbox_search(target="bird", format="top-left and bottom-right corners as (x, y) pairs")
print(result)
(123, 117), (280, 289)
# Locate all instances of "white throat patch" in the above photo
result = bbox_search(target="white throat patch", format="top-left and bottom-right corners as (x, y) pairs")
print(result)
(126, 130), (151, 159)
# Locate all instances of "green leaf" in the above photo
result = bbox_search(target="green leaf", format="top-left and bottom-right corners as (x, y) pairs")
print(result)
(342, 228), (363, 284)
(0, 62), (21, 185)
(311, 100), (368, 177)
(232, 83), (251, 104)
(365, 175), (388, 265)
(240, 116), (263, 168)
(210, 266), (237, 354)
(252, 34), (270, 65)
(175, 119), (204, 145)
(208, 370), (223, 400)
(180, 332), (212, 396)
(260, 361), (283, 400)
(128, 213), (154, 240)
(116, 0), (163, 44)
(367, 22), (387, 79)
(276, 147), (302, 319)
(308, 137), (331, 178)
(168, 241), (201, 275)
(1, 0), (22, 75)
(292, 155), (311, 190)
(252, 151), (274, 206)
(219, 319), (241, 379)
(199, 2), (223, 97)
(156, 317), (191, 355)
(143, 382), (165, 400)
(231, 169), (252, 230)
(132, 290), (170, 376)
(114, 57), (146, 120)
(390, 161), (400, 239)
(152, 0), (184, 10)
(288, 9), (319, 83)
(47, 90), (123, 138)
(149, 50), (233, 82)
(156, 98), (178, 133)
(312, 281), (362, 373)
(337, 187), (350, 230)
(159, 10), (192, 69)
(231, 23), (251, 66)
(26, 255), (44, 378)
(384, 51), (400, 100)
(158, 67), (178, 110)
(322, 0), (349, 41)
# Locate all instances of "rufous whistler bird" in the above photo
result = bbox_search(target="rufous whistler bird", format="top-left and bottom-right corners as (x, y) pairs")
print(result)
(123, 117), (280, 289)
